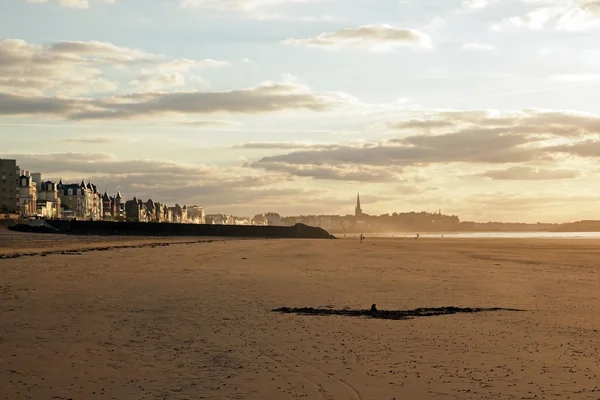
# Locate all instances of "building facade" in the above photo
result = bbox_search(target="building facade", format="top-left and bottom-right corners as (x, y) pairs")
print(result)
(37, 180), (61, 218)
(101, 191), (124, 220)
(0, 159), (20, 214)
(265, 212), (282, 226)
(125, 197), (149, 222)
(58, 180), (103, 220)
(187, 205), (205, 224)
(17, 172), (37, 216)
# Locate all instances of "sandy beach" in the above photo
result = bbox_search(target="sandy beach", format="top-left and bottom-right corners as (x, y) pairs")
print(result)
(1, 231), (600, 400)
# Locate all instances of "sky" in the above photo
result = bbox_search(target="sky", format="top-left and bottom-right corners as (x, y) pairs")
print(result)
(2, 0), (600, 223)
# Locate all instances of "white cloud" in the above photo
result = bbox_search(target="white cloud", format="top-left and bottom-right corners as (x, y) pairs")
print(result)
(180, 0), (314, 12)
(129, 58), (229, 91)
(0, 39), (231, 96)
(178, 0), (326, 19)
(425, 16), (446, 30)
(283, 25), (432, 51)
(462, 0), (500, 10)
(463, 42), (495, 50)
(26, 0), (115, 9)
(0, 39), (146, 95)
(549, 73), (600, 82)
(491, 6), (561, 30)
(129, 72), (189, 92)
(491, 0), (600, 31)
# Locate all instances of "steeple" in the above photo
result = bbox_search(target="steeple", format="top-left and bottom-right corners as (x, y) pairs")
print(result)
(355, 193), (362, 217)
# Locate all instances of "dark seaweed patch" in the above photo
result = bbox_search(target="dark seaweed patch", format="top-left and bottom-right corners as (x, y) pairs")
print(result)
(272, 305), (523, 320)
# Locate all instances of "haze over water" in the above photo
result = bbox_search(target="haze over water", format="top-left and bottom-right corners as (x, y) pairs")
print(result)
(348, 231), (600, 239)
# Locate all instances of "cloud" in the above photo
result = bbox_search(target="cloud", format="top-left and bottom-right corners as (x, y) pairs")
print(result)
(0, 38), (231, 96)
(252, 130), (543, 169)
(235, 142), (336, 150)
(0, 39), (156, 96)
(26, 0), (113, 9)
(0, 92), (86, 116)
(462, 42), (495, 51)
(46, 40), (155, 63)
(178, 0), (327, 20)
(179, 120), (241, 127)
(491, 1), (600, 31)
(386, 109), (600, 135)
(129, 72), (188, 91)
(461, 0), (500, 10)
(180, 0), (310, 12)
(0, 81), (347, 120)
(60, 137), (122, 144)
(129, 58), (229, 91)
(425, 16), (446, 29)
(480, 166), (580, 180)
(549, 73), (600, 82)
(550, 139), (600, 157)
(247, 161), (402, 182)
(283, 25), (432, 51)
(245, 109), (600, 180)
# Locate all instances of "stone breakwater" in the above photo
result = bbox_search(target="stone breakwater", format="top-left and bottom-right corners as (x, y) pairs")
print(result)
(10, 220), (336, 239)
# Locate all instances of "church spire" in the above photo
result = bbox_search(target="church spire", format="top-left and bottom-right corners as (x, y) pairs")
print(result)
(355, 193), (363, 217)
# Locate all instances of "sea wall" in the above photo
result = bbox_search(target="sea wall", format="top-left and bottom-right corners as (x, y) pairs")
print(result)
(11, 220), (336, 239)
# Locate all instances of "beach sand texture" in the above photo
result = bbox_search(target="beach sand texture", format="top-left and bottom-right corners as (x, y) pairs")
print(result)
(1, 231), (600, 399)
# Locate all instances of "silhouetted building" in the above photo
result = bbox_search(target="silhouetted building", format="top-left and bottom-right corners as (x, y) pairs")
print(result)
(355, 193), (363, 217)
(0, 159), (20, 213)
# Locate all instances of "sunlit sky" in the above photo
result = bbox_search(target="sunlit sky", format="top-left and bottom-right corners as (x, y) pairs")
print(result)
(2, 0), (600, 222)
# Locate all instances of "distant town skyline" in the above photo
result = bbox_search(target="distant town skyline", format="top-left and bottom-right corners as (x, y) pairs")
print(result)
(2, 0), (600, 223)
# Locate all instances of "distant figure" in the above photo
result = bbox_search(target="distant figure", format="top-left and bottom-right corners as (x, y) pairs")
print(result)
(370, 304), (377, 313)
(360, 234), (364, 243)
(416, 233), (420, 239)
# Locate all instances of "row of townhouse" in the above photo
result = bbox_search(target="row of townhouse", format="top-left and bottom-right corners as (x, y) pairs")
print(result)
(2, 159), (208, 223)
(204, 214), (254, 225)
(123, 198), (206, 224)
(1, 159), (127, 220)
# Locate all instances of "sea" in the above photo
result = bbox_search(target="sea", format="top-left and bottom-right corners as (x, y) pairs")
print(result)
(340, 232), (600, 239)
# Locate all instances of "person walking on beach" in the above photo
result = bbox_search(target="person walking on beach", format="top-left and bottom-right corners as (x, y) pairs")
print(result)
(360, 234), (364, 243)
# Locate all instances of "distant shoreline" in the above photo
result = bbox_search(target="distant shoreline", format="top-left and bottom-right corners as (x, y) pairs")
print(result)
(335, 231), (600, 239)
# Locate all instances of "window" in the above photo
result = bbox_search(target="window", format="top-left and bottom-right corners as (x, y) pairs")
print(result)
(1, 175), (5, 180)
(68, 189), (73, 195)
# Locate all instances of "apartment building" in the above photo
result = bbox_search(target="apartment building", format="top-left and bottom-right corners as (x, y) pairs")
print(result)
(0, 159), (19, 213)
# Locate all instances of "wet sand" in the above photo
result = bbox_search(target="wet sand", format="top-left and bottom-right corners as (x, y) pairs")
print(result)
(1, 232), (600, 399)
